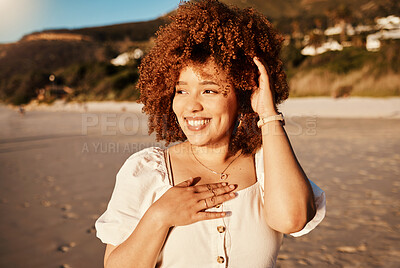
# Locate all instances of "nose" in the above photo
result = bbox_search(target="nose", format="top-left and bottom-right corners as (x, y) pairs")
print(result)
(186, 94), (203, 112)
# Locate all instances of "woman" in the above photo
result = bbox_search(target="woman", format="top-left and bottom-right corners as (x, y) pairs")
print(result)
(95, 1), (326, 267)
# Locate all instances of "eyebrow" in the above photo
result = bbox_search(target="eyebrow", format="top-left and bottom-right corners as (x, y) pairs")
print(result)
(176, 81), (219, 86)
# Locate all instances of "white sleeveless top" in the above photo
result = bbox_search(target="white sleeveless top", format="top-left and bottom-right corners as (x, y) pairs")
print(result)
(95, 147), (326, 268)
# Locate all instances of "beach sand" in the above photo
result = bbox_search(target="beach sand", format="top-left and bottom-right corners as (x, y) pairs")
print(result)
(0, 99), (399, 267)
(20, 97), (400, 118)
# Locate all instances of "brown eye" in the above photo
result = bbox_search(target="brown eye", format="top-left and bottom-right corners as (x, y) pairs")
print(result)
(175, 89), (188, 95)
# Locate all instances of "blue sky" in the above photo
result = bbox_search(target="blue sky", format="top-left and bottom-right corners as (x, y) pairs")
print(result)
(0, 0), (182, 43)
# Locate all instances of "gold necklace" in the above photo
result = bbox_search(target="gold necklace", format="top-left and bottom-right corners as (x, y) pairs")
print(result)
(190, 145), (242, 180)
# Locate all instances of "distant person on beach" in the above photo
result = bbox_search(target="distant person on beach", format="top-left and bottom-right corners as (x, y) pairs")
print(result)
(95, 1), (326, 267)
(18, 105), (25, 117)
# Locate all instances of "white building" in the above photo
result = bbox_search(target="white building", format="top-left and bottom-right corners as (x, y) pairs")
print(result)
(354, 24), (374, 34)
(366, 33), (381, 51)
(324, 23), (355, 36)
(324, 25), (342, 36)
(366, 15), (400, 51)
(366, 29), (400, 51)
(111, 48), (144, 66)
(376, 15), (400, 30)
(301, 40), (343, 56)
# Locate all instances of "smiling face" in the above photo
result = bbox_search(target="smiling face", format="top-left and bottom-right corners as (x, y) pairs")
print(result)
(172, 61), (238, 147)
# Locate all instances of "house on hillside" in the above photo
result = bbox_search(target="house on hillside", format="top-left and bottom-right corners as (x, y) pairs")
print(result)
(111, 48), (144, 66)
(301, 40), (343, 56)
(299, 15), (400, 55)
(366, 15), (400, 51)
(324, 22), (355, 37)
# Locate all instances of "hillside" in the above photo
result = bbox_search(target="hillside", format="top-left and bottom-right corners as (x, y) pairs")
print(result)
(0, 0), (399, 105)
(0, 17), (169, 104)
(221, 0), (400, 33)
(222, 0), (400, 20)
(287, 41), (400, 97)
(25, 17), (169, 43)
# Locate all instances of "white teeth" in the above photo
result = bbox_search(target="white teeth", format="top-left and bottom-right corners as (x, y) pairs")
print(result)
(187, 119), (210, 127)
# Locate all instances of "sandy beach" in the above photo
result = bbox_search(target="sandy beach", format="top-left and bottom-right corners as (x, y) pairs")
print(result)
(0, 98), (399, 267)
(19, 97), (400, 119)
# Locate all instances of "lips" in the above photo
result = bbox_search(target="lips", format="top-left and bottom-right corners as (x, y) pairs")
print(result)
(184, 117), (211, 131)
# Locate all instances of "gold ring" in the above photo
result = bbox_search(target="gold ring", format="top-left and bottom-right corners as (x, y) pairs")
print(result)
(210, 196), (215, 204)
(211, 189), (217, 196)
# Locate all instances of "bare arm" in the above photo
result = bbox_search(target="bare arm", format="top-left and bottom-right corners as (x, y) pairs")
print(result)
(260, 120), (316, 233)
(103, 178), (237, 268)
(251, 57), (316, 234)
(104, 207), (170, 268)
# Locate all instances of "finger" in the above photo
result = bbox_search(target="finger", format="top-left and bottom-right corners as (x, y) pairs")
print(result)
(207, 191), (237, 207)
(175, 177), (194, 187)
(196, 184), (236, 200)
(253, 57), (270, 89)
(193, 211), (227, 221)
(253, 57), (268, 76)
(192, 182), (227, 193)
(195, 191), (237, 211)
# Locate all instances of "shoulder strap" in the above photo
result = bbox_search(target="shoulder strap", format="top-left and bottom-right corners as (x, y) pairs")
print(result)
(164, 149), (175, 186)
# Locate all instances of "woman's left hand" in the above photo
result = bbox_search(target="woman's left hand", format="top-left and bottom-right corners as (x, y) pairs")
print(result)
(251, 57), (278, 116)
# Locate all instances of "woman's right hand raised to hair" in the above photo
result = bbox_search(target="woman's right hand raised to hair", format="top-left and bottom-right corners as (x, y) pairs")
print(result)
(149, 177), (237, 228)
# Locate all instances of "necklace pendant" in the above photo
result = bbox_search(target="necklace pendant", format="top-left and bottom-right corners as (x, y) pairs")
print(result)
(220, 173), (228, 180)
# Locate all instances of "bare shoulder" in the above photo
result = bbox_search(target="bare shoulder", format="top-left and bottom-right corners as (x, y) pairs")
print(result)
(166, 142), (195, 185)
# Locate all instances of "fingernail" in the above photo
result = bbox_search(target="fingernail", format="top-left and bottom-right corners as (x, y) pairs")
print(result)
(229, 185), (235, 189)
(222, 182), (227, 186)
(224, 211), (232, 217)
(230, 192), (236, 197)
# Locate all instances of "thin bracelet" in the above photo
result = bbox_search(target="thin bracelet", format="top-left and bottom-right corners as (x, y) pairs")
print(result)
(257, 112), (285, 128)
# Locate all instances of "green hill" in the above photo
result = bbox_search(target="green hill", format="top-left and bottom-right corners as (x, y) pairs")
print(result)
(0, 18), (168, 104)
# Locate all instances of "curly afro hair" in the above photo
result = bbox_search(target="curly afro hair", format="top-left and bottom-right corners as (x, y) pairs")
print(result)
(138, 0), (289, 155)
